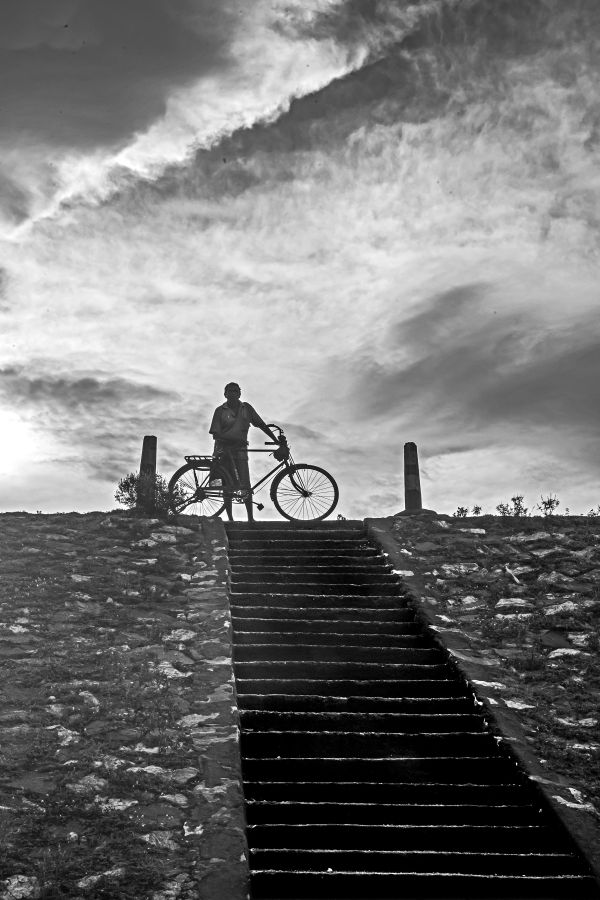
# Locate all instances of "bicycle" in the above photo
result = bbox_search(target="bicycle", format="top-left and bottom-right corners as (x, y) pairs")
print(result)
(168, 425), (338, 522)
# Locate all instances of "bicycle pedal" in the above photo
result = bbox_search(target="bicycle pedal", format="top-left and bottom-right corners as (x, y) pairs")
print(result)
(256, 503), (264, 511)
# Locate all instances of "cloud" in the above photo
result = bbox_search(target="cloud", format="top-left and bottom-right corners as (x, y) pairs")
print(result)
(0, 171), (31, 227)
(288, 0), (600, 59)
(4, 0), (600, 237)
(1, 1), (600, 516)
(0, 0), (235, 149)
(0, 268), (9, 311)
(0, 0), (368, 233)
(0, 366), (184, 479)
(0, 0), (237, 230)
(345, 282), (600, 454)
(130, 0), (600, 277)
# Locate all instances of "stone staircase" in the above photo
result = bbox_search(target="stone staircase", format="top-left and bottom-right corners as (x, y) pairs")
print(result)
(226, 520), (600, 899)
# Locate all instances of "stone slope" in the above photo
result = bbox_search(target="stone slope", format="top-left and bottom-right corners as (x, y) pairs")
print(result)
(0, 511), (248, 900)
(368, 513), (600, 883)
(1, 509), (599, 897)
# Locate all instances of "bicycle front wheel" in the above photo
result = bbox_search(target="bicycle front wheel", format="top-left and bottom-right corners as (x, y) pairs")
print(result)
(271, 464), (339, 521)
(168, 463), (231, 518)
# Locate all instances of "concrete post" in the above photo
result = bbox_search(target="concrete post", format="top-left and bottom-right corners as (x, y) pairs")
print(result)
(137, 435), (157, 514)
(404, 441), (422, 513)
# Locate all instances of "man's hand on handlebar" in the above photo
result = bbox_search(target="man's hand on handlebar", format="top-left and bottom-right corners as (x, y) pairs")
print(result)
(261, 423), (287, 445)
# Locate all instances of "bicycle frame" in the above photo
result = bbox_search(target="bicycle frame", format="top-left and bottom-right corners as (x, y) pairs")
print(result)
(215, 446), (294, 499)
(173, 423), (338, 520)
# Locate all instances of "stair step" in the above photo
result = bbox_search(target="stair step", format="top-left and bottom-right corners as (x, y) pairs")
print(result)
(230, 593), (412, 606)
(237, 694), (476, 712)
(232, 618), (422, 634)
(249, 847), (585, 876)
(243, 781), (534, 805)
(249, 869), (598, 899)
(240, 711), (486, 732)
(228, 539), (379, 551)
(245, 800), (542, 826)
(235, 678), (467, 697)
(234, 661), (454, 679)
(231, 571), (399, 583)
(241, 730), (500, 757)
(245, 822), (564, 852)
(228, 551), (385, 562)
(234, 644), (444, 663)
(234, 631), (432, 646)
(241, 756), (522, 784)
(232, 564), (393, 575)
(226, 521), (364, 532)
(232, 582), (401, 595)
(230, 606), (416, 621)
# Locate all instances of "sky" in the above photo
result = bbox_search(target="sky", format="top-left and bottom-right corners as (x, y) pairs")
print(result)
(1, 0), (599, 519)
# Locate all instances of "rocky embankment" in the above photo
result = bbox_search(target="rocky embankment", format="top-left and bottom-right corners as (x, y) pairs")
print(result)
(0, 512), (247, 900)
(369, 512), (600, 877)
(1, 509), (600, 896)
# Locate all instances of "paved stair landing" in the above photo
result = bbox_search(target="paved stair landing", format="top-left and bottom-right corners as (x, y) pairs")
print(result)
(226, 521), (600, 900)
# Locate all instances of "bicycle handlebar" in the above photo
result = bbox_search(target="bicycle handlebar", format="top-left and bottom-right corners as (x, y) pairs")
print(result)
(264, 423), (287, 446)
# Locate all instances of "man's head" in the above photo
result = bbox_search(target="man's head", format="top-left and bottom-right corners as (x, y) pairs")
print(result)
(224, 382), (241, 400)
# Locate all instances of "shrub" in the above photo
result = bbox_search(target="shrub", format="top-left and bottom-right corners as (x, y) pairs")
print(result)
(537, 494), (560, 516)
(496, 495), (529, 517)
(114, 471), (173, 513)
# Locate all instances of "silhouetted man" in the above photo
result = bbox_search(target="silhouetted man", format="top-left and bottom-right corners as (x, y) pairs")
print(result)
(209, 382), (281, 521)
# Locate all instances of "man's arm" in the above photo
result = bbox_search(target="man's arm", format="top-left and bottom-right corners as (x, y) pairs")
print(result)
(209, 407), (222, 438)
(258, 421), (284, 444)
(248, 405), (285, 444)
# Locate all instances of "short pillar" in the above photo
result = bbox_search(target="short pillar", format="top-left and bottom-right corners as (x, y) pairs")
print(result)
(137, 435), (157, 514)
(404, 441), (422, 513)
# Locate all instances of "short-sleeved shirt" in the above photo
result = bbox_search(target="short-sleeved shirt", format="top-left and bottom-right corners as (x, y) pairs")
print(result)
(209, 402), (265, 446)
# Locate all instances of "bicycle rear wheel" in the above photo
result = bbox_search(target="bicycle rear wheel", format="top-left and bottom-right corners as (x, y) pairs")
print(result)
(271, 463), (339, 521)
(168, 462), (231, 517)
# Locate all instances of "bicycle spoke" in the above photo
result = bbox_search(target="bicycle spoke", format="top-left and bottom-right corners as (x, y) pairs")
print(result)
(273, 464), (338, 521)
(168, 464), (226, 518)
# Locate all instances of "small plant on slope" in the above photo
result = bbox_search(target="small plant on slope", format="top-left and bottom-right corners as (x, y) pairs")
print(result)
(537, 494), (560, 516)
(496, 495), (529, 517)
(114, 471), (173, 513)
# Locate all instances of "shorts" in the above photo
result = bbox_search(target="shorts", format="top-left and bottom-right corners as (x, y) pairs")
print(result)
(213, 442), (250, 491)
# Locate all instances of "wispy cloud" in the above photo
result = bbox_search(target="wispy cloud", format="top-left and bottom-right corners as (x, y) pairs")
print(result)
(346, 282), (600, 449)
(0, 0), (368, 233)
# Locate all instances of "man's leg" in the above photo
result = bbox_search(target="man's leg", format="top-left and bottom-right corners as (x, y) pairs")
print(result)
(219, 449), (235, 521)
(236, 451), (255, 522)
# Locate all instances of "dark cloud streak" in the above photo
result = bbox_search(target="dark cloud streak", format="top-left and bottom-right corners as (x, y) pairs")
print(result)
(347, 284), (600, 451)
(0, 0), (238, 149)
(0, 367), (179, 409)
(140, 0), (600, 212)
